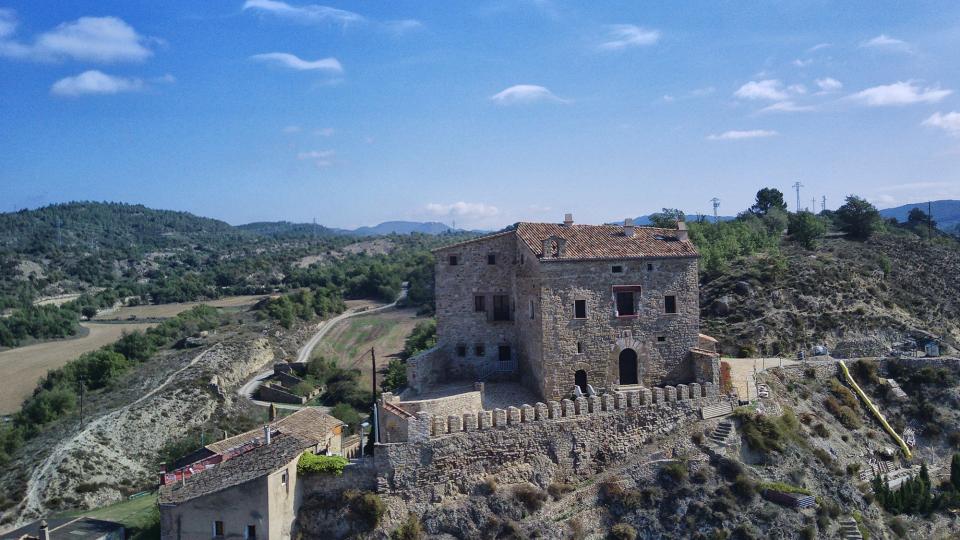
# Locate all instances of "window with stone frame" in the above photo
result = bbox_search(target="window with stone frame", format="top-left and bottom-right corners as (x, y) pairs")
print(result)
(657, 336), (666, 342)
(613, 285), (641, 317)
(449, 254), (459, 266)
(214, 521), (224, 538)
(456, 344), (467, 357)
(474, 295), (485, 313)
(611, 265), (623, 273)
(664, 295), (677, 314)
(577, 341), (583, 354)
(493, 295), (510, 321)
(487, 253), (496, 265)
(498, 345), (511, 361)
(574, 299), (587, 319)
(529, 299), (535, 319)
(647, 263), (654, 271)
(475, 344), (485, 356)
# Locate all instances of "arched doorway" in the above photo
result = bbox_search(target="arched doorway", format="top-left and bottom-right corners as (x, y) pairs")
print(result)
(574, 370), (588, 394)
(618, 349), (638, 385)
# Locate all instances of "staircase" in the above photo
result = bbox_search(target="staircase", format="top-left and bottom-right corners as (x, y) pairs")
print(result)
(701, 401), (734, 420)
(709, 420), (734, 446)
(838, 518), (863, 540)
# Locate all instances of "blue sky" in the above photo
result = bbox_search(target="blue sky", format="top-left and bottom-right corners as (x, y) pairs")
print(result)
(1, 1), (959, 229)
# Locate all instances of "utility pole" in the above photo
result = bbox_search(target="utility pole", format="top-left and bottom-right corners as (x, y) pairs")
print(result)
(78, 377), (85, 427)
(928, 201), (933, 240)
(811, 198), (816, 212)
(792, 181), (803, 213)
(370, 347), (377, 403)
(821, 196), (826, 213)
(710, 198), (720, 223)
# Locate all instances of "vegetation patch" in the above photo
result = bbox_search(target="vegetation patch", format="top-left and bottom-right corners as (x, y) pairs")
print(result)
(298, 452), (349, 476)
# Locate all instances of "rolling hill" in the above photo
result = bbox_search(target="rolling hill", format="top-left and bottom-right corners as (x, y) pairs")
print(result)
(878, 199), (960, 232)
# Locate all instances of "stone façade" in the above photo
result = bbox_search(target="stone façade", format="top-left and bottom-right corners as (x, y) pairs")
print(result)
(409, 217), (717, 401)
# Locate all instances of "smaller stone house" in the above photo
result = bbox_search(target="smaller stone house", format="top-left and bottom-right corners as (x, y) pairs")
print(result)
(159, 407), (344, 540)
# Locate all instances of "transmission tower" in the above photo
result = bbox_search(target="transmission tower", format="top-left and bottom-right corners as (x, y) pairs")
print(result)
(710, 198), (720, 223)
(811, 198), (816, 212)
(792, 181), (803, 212)
(821, 196), (826, 213)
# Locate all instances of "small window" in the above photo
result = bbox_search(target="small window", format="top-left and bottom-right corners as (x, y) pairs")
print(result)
(616, 291), (635, 316)
(456, 344), (467, 357)
(487, 253), (496, 265)
(574, 299), (586, 319)
(529, 299), (535, 319)
(647, 263), (654, 271)
(474, 295), (485, 312)
(498, 345), (511, 362)
(493, 295), (510, 321)
(657, 336), (666, 343)
(664, 295), (677, 314)
(577, 341), (583, 354)
(449, 255), (459, 266)
(281, 469), (288, 485)
(611, 265), (623, 273)
(214, 521), (224, 537)
(475, 344), (485, 356)
(245, 525), (257, 540)
(520, 253), (525, 265)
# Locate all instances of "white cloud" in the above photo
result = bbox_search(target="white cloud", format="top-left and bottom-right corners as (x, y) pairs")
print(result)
(242, 0), (364, 25)
(283, 125), (301, 133)
(849, 81), (952, 106)
(297, 149), (335, 167)
(707, 129), (778, 140)
(314, 127), (335, 137)
(815, 77), (843, 93)
(922, 112), (960, 136)
(383, 19), (423, 35)
(861, 34), (911, 51)
(50, 70), (144, 96)
(0, 13), (154, 63)
(426, 202), (500, 220)
(490, 84), (567, 105)
(807, 43), (831, 52)
(734, 79), (789, 101)
(792, 58), (813, 67)
(154, 73), (176, 84)
(759, 101), (815, 113)
(599, 24), (660, 50)
(690, 86), (715, 97)
(250, 52), (342, 72)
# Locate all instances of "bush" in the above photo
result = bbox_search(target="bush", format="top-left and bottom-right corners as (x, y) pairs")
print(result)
(788, 211), (827, 249)
(823, 396), (862, 429)
(720, 361), (733, 394)
(715, 457), (744, 481)
(297, 452), (348, 475)
(548, 481), (574, 499)
(812, 423), (830, 438)
(888, 517), (908, 538)
(381, 358), (407, 392)
(836, 195), (882, 240)
(402, 319), (437, 359)
(660, 461), (688, 484)
(731, 475), (756, 502)
(735, 408), (801, 454)
(291, 381), (315, 397)
(329, 403), (362, 428)
(512, 483), (548, 514)
(345, 490), (385, 531)
(390, 513), (424, 540)
(609, 523), (637, 540)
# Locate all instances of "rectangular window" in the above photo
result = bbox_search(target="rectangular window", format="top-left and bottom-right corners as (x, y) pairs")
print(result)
(577, 342), (583, 354)
(487, 253), (496, 265)
(474, 295), (485, 312)
(529, 299), (535, 319)
(449, 255), (458, 266)
(456, 344), (467, 357)
(612, 265), (623, 273)
(647, 263), (654, 271)
(664, 295), (677, 314)
(616, 291), (635, 316)
(214, 521), (224, 537)
(475, 344), (485, 356)
(281, 469), (288, 486)
(574, 299), (586, 319)
(493, 295), (510, 321)
(657, 336), (666, 342)
(245, 526), (256, 540)
(498, 345), (511, 362)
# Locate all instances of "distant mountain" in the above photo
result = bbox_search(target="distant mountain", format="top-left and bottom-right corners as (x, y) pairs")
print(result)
(239, 220), (459, 237)
(350, 221), (453, 236)
(878, 200), (960, 232)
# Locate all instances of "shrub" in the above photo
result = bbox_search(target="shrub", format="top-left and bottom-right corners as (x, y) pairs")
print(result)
(661, 461), (688, 484)
(345, 490), (385, 531)
(609, 523), (637, 540)
(823, 396), (862, 429)
(720, 362), (733, 394)
(513, 484), (547, 514)
(291, 381), (315, 397)
(888, 517), (908, 538)
(329, 403), (362, 428)
(381, 359), (407, 392)
(547, 481), (574, 499)
(390, 513), (424, 540)
(481, 476), (497, 495)
(830, 379), (860, 410)
(731, 475), (756, 502)
(812, 423), (830, 438)
(735, 409), (801, 454)
(715, 457), (744, 481)
(298, 452), (348, 475)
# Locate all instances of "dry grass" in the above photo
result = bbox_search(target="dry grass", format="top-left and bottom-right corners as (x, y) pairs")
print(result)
(94, 295), (266, 320)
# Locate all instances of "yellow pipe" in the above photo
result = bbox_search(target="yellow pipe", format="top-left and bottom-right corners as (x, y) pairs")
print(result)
(837, 360), (912, 460)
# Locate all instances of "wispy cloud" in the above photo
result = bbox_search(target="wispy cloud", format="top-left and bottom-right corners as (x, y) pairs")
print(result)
(250, 52), (342, 72)
(734, 79), (789, 101)
(707, 129), (778, 140)
(297, 149), (335, 167)
(792, 58), (813, 68)
(314, 127), (335, 137)
(849, 81), (952, 106)
(759, 101), (814, 114)
(815, 77), (843, 93)
(599, 24), (660, 50)
(490, 84), (567, 105)
(242, 0), (364, 25)
(383, 19), (423, 35)
(425, 201), (500, 220)
(807, 43), (831, 52)
(922, 112), (960, 137)
(50, 70), (144, 96)
(860, 34), (912, 52)
(0, 11), (155, 63)
(283, 125), (301, 134)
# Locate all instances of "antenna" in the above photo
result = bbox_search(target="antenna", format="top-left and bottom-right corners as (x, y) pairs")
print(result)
(821, 196), (826, 213)
(811, 198), (816, 212)
(792, 181), (803, 213)
(710, 197), (720, 223)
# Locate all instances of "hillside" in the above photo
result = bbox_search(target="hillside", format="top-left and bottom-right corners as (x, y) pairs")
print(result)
(239, 219), (459, 237)
(879, 200), (960, 232)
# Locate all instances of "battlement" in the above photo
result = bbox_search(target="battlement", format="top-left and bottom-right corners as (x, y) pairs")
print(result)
(405, 382), (718, 442)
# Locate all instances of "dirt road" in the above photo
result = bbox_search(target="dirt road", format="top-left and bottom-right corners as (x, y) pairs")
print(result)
(0, 322), (157, 415)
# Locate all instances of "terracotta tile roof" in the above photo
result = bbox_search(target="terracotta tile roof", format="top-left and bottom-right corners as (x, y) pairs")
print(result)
(515, 222), (698, 260)
(431, 229), (514, 253)
(205, 407), (343, 454)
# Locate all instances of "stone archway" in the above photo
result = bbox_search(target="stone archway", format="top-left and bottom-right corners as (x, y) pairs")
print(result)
(574, 370), (588, 394)
(618, 349), (639, 385)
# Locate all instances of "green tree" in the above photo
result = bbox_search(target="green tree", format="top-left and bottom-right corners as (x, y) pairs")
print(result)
(381, 359), (407, 392)
(788, 211), (827, 249)
(907, 207), (934, 227)
(649, 208), (685, 228)
(750, 187), (788, 216)
(836, 195), (882, 240)
(401, 320), (437, 359)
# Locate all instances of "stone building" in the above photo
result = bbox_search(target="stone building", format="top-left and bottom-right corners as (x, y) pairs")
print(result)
(408, 215), (719, 401)
(158, 407), (345, 540)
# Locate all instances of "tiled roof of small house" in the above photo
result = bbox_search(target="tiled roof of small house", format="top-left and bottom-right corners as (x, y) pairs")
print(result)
(159, 433), (307, 505)
(515, 222), (698, 260)
(205, 407), (343, 454)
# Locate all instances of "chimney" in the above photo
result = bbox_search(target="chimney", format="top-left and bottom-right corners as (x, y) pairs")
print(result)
(264, 425), (272, 445)
(676, 220), (689, 241)
(624, 218), (635, 237)
(563, 213), (574, 226)
(269, 403), (277, 422)
(39, 519), (49, 540)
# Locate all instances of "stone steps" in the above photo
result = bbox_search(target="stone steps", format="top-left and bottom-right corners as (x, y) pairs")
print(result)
(701, 401), (733, 420)
(838, 518), (863, 540)
(709, 421), (733, 445)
